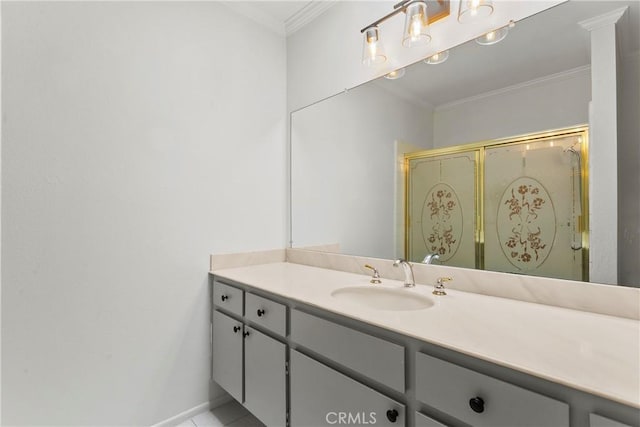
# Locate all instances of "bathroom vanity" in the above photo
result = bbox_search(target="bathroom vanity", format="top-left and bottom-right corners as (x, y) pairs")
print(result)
(209, 262), (639, 427)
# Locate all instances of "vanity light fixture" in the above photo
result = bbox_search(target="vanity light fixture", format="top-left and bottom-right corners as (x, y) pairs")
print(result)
(362, 26), (387, 65)
(384, 68), (406, 80)
(476, 20), (515, 45)
(458, 0), (494, 23)
(424, 50), (449, 64)
(360, 0), (451, 67)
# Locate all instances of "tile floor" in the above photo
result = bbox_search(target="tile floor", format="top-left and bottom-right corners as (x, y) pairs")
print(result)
(176, 400), (265, 427)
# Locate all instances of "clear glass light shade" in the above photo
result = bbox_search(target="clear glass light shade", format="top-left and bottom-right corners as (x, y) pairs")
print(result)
(424, 50), (449, 65)
(458, 0), (494, 23)
(384, 68), (406, 80)
(362, 26), (386, 66)
(402, 1), (431, 48)
(475, 26), (509, 45)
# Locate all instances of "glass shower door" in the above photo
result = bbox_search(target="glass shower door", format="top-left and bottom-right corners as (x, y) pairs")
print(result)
(406, 150), (479, 268)
(484, 132), (587, 281)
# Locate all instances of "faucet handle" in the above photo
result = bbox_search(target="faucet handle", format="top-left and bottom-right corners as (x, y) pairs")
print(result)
(364, 264), (382, 284)
(433, 276), (452, 296)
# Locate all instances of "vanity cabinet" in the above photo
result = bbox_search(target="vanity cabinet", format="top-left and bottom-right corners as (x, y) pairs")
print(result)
(211, 274), (639, 427)
(290, 350), (406, 427)
(211, 280), (287, 427)
(415, 352), (569, 426)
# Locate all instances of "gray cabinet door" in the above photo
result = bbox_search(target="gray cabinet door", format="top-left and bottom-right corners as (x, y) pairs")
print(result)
(212, 310), (243, 402)
(290, 350), (405, 427)
(244, 327), (286, 427)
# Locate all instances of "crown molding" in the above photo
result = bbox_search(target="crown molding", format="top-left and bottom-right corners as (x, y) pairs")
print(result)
(285, 1), (338, 36)
(220, 1), (286, 36)
(436, 65), (591, 112)
(578, 6), (627, 32)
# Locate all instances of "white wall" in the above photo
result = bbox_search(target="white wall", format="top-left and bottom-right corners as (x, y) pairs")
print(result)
(618, 51), (640, 285)
(1, 2), (286, 425)
(433, 67), (591, 147)
(291, 83), (431, 259)
(287, 0), (563, 112)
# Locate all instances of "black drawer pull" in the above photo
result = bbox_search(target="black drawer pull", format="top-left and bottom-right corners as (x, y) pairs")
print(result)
(220, 295), (228, 301)
(243, 331), (250, 338)
(386, 409), (398, 423)
(469, 397), (485, 413)
(257, 309), (266, 317)
(233, 326), (241, 333)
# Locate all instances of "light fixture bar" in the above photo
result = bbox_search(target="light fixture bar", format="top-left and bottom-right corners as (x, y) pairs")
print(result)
(360, 3), (409, 33)
(360, 0), (450, 33)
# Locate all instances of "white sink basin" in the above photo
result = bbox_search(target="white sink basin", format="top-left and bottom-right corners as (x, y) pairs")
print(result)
(330, 286), (434, 311)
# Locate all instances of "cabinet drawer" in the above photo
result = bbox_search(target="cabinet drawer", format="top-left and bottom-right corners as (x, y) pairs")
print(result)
(245, 293), (286, 337)
(415, 411), (448, 427)
(290, 350), (405, 427)
(213, 281), (243, 316)
(415, 353), (568, 426)
(291, 309), (404, 392)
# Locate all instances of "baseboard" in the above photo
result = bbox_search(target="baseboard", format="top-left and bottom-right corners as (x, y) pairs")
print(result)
(150, 394), (235, 427)
(210, 393), (234, 410)
(150, 401), (210, 427)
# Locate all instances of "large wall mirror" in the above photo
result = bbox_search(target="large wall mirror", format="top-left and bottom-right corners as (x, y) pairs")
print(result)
(291, 0), (639, 286)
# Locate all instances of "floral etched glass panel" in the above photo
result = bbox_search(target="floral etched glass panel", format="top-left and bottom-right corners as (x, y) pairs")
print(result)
(484, 134), (585, 280)
(421, 183), (463, 262)
(497, 177), (556, 270)
(407, 151), (477, 268)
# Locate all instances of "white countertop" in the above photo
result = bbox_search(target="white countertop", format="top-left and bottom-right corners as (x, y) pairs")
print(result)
(212, 262), (640, 409)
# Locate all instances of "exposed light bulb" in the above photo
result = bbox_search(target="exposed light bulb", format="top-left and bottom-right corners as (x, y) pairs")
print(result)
(368, 41), (377, 58)
(411, 16), (422, 41)
(470, 0), (480, 16)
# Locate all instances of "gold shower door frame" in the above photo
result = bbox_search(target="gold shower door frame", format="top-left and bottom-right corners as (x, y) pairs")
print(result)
(405, 125), (589, 281)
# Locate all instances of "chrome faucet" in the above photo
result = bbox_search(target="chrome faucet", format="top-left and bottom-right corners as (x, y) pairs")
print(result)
(393, 259), (415, 287)
(422, 253), (440, 264)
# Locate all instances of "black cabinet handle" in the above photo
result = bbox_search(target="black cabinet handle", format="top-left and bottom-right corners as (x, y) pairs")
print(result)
(220, 295), (228, 301)
(243, 331), (250, 337)
(233, 326), (241, 333)
(386, 409), (399, 423)
(469, 397), (485, 413)
(257, 309), (265, 317)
